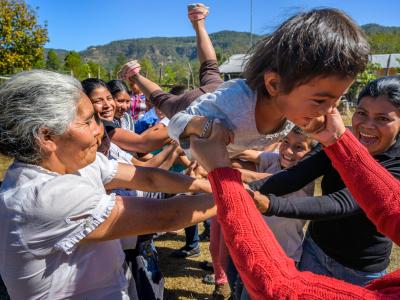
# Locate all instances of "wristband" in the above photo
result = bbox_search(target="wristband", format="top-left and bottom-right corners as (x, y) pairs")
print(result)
(200, 119), (213, 138)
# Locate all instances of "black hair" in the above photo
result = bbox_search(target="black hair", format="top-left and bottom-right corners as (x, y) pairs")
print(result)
(81, 78), (108, 97)
(107, 80), (130, 98)
(244, 8), (370, 97)
(169, 85), (187, 96)
(290, 126), (318, 148)
(358, 76), (400, 108)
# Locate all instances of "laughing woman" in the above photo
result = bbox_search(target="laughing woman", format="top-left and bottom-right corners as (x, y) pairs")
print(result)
(81, 78), (170, 154)
(0, 70), (215, 299)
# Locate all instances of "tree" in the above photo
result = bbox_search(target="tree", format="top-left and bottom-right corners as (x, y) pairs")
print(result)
(347, 63), (380, 102)
(0, 0), (48, 74)
(140, 58), (157, 82)
(45, 49), (61, 71)
(64, 51), (83, 77)
(112, 53), (126, 79)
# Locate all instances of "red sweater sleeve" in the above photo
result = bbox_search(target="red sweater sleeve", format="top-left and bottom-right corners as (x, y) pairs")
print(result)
(208, 167), (400, 299)
(324, 129), (400, 246)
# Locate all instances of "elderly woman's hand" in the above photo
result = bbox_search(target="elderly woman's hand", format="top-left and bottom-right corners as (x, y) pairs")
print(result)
(190, 120), (234, 172)
(307, 108), (346, 146)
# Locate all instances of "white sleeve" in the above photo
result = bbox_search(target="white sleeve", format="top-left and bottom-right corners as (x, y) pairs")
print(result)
(21, 175), (115, 255)
(95, 152), (119, 184)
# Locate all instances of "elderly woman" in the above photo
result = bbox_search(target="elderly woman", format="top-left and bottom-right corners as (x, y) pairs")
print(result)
(0, 70), (215, 299)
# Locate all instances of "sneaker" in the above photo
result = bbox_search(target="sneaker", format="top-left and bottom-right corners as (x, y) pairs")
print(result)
(212, 283), (231, 300)
(170, 246), (200, 258)
(199, 230), (210, 241)
(202, 273), (215, 285)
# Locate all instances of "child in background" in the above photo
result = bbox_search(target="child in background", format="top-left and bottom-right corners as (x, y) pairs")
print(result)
(241, 127), (316, 260)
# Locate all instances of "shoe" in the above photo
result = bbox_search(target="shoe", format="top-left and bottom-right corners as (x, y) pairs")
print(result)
(199, 260), (214, 271)
(212, 283), (231, 300)
(199, 230), (210, 241)
(188, 3), (209, 21)
(202, 273), (215, 285)
(118, 60), (141, 80)
(170, 246), (200, 258)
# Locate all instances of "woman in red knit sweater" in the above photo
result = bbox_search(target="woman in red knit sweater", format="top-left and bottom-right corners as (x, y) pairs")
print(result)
(188, 116), (400, 299)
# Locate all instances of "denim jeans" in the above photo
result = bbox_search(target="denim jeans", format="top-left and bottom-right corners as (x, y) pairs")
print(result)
(298, 233), (387, 286)
(184, 224), (199, 250)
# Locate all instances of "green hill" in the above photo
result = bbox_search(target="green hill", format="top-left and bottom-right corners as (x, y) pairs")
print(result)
(47, 25), (400, 71)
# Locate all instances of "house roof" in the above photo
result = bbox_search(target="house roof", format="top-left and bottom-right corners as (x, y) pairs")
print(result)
(219, 53), (400, 74)
(219, 54), (249, 74)
(369, 53), (400, 69)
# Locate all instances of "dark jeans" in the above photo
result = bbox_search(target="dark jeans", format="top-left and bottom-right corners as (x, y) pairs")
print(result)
(150, 60), (223, 119)
(184, 224), (199, 250)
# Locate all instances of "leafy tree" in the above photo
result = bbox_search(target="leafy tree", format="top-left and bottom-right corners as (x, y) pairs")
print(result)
(112, 53), (126, 79)
(86, 60), (109, 80)
(347, 63), (380, 102)
(0, 0), (48, 74)
(64, 51), (83, 77)
(45, 49), (61, 71)
(140, 58), (157, 82)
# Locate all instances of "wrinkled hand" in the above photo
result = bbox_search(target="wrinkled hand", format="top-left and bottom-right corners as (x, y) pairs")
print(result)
(307, 108), (346, 146)
(247, 188), (270, 213)
(190, 119), (233, 172)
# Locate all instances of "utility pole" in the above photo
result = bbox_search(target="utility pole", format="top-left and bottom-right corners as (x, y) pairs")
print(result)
(250, 0), (253, 47)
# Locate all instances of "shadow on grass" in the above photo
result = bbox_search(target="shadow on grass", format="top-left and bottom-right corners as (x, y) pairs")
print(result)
(164, 287), (212, 300)
(157, 244), (212, 279)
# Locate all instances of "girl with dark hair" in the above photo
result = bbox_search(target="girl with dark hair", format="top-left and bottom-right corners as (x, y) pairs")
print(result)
(245, 77), (400, 288)
(120, 5), (369, 162)
(81, 78), (170, 154)
(107, 79), (135, 132)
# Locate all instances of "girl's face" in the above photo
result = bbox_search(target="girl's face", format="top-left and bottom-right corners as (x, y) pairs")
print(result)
(89, 86), (115, 121)
(272, 75), (354, 132)
(114, 91), (131, 119)
(278, 131), (312, 168)
(352, 96), (400, 155)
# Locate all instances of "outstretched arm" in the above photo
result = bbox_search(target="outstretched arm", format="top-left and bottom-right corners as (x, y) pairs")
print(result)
(109, 123), (170, 153)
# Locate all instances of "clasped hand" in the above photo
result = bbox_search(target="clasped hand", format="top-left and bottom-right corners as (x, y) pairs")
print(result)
(190, 119), (234, 172)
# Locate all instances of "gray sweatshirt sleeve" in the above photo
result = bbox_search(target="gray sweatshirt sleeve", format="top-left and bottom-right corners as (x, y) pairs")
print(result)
(168, 92), (233, 150)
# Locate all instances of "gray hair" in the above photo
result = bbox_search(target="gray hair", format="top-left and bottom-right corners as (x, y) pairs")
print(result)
(0, 70), (82, 164)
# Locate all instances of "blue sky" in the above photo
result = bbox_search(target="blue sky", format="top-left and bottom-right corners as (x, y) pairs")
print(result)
(26, 0), (400, 51)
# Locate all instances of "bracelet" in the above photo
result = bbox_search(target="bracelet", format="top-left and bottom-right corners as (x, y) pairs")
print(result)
(199, 119), (213, 138)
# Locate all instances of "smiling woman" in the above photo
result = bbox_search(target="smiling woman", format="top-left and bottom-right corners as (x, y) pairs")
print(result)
(353, 77), (400, 155)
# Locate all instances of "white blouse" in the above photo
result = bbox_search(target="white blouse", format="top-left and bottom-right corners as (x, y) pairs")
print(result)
(0, 153), (131, 299)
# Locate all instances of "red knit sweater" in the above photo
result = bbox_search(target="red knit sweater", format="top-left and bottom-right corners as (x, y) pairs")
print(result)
(324, 129), (400, 246)
(208, 154), (400, 298)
